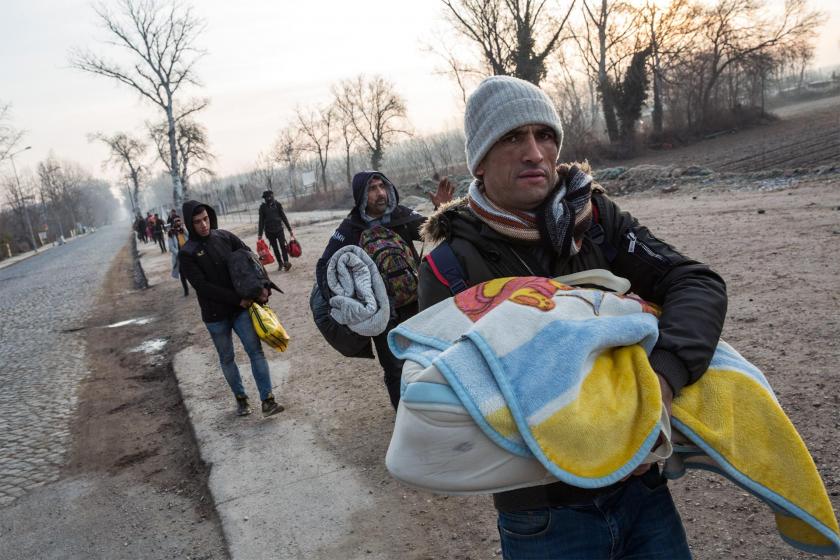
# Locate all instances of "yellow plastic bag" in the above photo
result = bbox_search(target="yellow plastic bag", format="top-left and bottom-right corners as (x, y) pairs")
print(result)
(248, 303), (290, 352)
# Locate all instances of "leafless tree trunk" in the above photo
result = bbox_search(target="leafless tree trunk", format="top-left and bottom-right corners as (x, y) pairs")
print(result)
(149, 117), (214, 193)
(640, 0), (701, 137)
(89, 132), (147, 213)
(333, 75), (410, 170)
(251, 151), (278, 199)
(578, 0), (638, 142)
(296, 104), (335, 194)
(70, 0), (207, 209)
(339, 119), (355, 191)
(273, 127), (302, 200)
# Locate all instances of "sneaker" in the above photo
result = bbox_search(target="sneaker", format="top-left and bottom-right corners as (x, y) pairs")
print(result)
(283, 262), (292, 271)
(235, 395), (252, 417)
(261, 393), (285, 417)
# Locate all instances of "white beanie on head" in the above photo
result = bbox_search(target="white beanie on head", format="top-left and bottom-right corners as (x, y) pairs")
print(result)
(464, 75), (564, 177)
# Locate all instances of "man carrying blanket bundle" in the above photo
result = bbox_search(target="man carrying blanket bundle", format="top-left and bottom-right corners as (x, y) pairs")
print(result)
(313, 171), (453, 410)
(417, 76), (728, 559)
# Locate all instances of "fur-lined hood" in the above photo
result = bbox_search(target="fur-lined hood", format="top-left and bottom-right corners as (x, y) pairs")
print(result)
(421, 196), (469, 244)
(421, 162), (603, 244)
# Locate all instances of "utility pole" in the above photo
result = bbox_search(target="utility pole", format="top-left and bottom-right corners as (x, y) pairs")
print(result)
(8, 146), (38, 252)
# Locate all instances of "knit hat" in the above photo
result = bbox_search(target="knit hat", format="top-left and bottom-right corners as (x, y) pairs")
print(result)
(262, 190), (273, 199)
(464, 76), (564, 177)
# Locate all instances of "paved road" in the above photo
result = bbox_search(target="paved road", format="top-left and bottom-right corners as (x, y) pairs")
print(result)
(0, 225), (128, 506)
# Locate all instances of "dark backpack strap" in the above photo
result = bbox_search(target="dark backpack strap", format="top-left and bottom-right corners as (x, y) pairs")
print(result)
(425, 242), (469, 295)
(586, 196), (617, 263)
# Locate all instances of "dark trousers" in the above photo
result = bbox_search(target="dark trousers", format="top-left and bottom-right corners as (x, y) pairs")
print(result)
(373, 330), (403, 410)
(267, 233), (288, 265)
(179, 272), (189, 295)
(155, 233), (167, 252)
(372, 301), (419, 410)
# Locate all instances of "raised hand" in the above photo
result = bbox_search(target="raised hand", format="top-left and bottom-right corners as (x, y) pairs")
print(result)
(429, 176), (455, 209)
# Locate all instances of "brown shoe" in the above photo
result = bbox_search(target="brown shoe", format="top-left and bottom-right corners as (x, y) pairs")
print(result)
(283, 262), (292, 271)
(261, 394), (285, 417)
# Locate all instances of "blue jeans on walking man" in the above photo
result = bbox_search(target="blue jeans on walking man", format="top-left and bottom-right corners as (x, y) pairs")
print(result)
(497, 470), (691, 560)
(205, 309), (274, 401)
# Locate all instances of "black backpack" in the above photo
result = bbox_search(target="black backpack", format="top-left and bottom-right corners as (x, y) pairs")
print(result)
(228, 248), (273, 300)
(309, 282), (375, 359)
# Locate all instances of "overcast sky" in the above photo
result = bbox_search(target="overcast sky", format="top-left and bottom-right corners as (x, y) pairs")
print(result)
(1, 0), (837, 184)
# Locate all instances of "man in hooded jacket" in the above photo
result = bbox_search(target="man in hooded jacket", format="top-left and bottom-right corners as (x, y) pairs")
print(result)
(179, 199), (284, 418)
(314, 171), (452, 409)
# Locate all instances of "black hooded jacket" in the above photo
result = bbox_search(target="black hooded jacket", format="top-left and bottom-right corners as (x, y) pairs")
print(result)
(314, 171), (425, 298)
(258, 198), (292, 238)
(179, 200), (250, 322)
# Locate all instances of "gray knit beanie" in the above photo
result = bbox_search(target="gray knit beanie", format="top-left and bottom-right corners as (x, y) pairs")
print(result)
(464, 75), (564, 177)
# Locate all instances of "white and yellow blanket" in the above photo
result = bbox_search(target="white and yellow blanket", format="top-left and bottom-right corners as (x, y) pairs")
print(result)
(388, 276), (840, 555)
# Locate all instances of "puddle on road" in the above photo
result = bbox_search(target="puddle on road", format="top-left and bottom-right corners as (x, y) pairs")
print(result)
(106, 316), (155, 328)
(130, 338), (168, 354)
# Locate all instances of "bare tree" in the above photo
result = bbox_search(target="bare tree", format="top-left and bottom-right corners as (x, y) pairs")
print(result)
(576, 0), (640, 142)
(37, 157), (90, 237)
(694, 0), (822, 127)
(251, 151), (279, 197)
(89, 131), (147, 213)
(0, 102), (25, 164)
(2, 172), (39, 250)
(334, 75), (410, 170)
(338, 111), (357, 190)
(272, 126), (303, 200)
(70, 0), (207, 208)
(296, 104), (335, 193)
(639, 0), (701, 136)
(440, 0), (576, 85)
(545, 58), (598, 160)
(149, 117), (214, 192)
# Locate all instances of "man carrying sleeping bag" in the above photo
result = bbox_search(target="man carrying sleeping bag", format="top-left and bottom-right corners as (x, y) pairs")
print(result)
(311, 171), (453, 410)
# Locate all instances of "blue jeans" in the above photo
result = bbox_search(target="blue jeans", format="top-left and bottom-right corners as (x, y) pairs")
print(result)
(205, 309), (274, 401)
(497, 474), (691, 560)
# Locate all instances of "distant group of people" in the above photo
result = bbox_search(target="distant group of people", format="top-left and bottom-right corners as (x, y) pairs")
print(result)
(134, 210), (180, 254)
(133, 209), (191, 295)
(173, 76), (730, 559)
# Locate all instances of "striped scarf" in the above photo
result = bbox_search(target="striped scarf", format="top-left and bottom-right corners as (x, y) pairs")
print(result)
(467, 165), (593, 258)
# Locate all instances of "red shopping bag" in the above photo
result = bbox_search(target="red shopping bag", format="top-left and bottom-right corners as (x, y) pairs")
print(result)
(256, 239), (275, 265)
(288, 239), (302, 258)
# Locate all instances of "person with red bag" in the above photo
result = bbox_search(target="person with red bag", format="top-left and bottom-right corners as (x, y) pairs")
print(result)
(257, 190), (295, 272)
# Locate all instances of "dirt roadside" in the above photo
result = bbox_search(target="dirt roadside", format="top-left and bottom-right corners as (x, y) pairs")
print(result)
(63, 239), (228, 559)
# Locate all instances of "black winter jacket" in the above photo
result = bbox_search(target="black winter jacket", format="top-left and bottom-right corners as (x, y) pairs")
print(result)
(419, 191), (726, 395)
(419, 184), (727, 510)
(179, 200), (250, 323)
(258, 200), (292, 238)
(312, 171), (425, 358)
